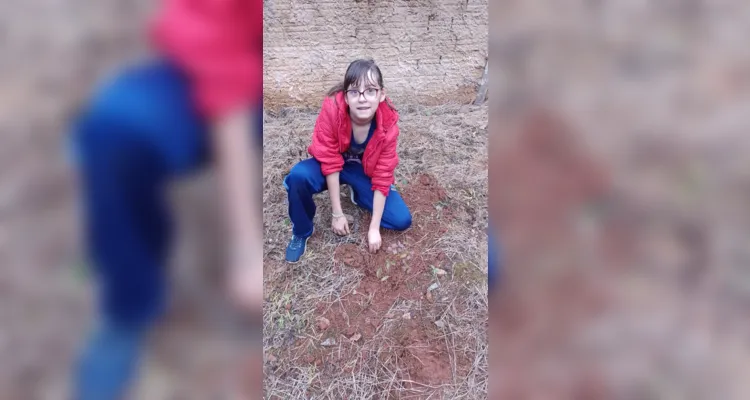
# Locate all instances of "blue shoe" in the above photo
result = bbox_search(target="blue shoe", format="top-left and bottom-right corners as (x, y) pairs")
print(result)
(74, 320), (148, 400)
(286, 232), (311, 263)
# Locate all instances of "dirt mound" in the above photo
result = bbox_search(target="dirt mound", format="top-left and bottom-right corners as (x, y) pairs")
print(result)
(301, 173), (465, 392)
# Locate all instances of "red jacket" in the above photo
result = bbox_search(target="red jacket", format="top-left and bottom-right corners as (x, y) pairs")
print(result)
(150, 0), (262, 119)
(308, 92), (401, 197)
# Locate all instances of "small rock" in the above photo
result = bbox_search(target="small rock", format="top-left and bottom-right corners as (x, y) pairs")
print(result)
(349, 333), (362, 342)
(435, 320), (445, 328)
(321, 338), (336, 346)
(316, 317), (331, 331)
(433, 268), (447, 276)
(402, 312), (411, 320)
(427, 282), (440, 292)
(266, 354), (277, 363)
(425, 291), (433, 302)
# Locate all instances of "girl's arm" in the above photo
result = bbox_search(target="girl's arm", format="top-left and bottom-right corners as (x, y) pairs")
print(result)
(152, 0), (263, 310)
(212, 109), (263, 309)
(368, 132), (398, 251)
(327, 172), (349, 235)
(369, 190), (386, 231)
(309, 97), (345, 176)
(308, 97), (350, 234)
(370, 127), (400, 197)
(327, 172), (345, 218)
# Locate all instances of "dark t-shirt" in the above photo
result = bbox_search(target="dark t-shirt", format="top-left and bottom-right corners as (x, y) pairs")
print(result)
(342, 116), (376, 164)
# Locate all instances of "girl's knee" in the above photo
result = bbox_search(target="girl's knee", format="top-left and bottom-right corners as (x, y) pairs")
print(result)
(285, 160), (320, 188)
(391, 211), (412, 231)
(74, 63), (181, 162)
(73, 90), (166, 177)
(75, 96), (142, 160)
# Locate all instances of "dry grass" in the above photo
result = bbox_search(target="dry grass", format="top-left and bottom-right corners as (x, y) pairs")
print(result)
(262, 104), (488, 399)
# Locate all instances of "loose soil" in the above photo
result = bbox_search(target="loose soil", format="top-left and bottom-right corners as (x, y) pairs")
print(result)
(295, 173), (470, 395)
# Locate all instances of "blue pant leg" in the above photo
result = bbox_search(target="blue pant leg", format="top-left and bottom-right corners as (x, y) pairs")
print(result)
(340, 163), (412, 231)
(283, 158), (327, 237)
(70, 59), (209, 399)
(488, 225), (501, 290)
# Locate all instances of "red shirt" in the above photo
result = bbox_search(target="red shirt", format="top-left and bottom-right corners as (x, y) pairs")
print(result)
(308, 92), (401, 197)
(150, 0), (262, 119)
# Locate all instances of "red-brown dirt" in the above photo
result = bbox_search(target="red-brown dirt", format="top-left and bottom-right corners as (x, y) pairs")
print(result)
(293, 173), (471, 394)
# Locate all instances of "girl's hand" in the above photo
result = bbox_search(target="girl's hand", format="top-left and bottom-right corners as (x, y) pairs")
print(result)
(227, 244), (263, 313)
(368, 228), (382, 253)
(332, 214), (350, 235)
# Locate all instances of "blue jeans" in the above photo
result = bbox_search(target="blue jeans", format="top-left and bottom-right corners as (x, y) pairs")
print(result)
(283, 158), (412, 237)
(68, 59), (261, 399)
(488, 224), (501, 290)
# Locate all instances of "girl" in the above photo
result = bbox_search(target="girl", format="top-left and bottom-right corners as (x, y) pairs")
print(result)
(284, 58), (412, 263)
(70, 0), (263, 398)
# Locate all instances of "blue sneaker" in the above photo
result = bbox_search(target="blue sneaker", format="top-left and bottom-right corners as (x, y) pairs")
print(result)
(74, 320), (147, 400)
(286, 233), (311, 263)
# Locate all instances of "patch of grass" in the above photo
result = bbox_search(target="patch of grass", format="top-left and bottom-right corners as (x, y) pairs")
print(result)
(453, 261), (486, 285)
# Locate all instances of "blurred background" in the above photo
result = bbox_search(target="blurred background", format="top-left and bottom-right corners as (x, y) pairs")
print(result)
(489, 1), (750, 398)
(0, 1), (261, 398)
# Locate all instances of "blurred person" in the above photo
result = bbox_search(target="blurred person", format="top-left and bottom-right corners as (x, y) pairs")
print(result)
(67, 0), (263, 398)
(283, 59), (412, 263)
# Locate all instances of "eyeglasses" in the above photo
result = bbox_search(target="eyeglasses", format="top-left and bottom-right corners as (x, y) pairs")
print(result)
(346, 88), (380, 100)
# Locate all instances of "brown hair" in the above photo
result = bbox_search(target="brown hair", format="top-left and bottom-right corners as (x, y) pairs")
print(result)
(327, 58), (384, 96)
(327, 58), (397, 111)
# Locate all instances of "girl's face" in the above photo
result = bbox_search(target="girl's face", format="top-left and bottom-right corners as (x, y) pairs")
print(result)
(344, 70), (385, 122)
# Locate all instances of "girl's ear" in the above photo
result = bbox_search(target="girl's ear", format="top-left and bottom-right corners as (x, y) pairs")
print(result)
(379, 88), (386, 103)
